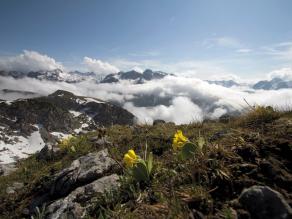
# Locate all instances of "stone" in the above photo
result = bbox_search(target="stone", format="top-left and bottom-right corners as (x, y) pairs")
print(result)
(50, 149), (117, 197)
(0, 163), (17, 176)
(6, 182), (24, 194)
(30, 149), (119, 215)
(239, 185), (292, 219)
(36, 144), (61, 161)
(12, 182), (24, 189)
(46, 174), (120, 219)
(153, 119), (166, 125)
(6, 187), (16, 194)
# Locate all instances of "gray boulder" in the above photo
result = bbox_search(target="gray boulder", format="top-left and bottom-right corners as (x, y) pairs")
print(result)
(6, 182), (24, 194)
(46, 174), (120, 219)
(36, 144), (61, 161)
(30, 149), (118, 214)
(239, 185), (292, 219)
(153, 119), (166, 125)
(50, 149), (117, 197)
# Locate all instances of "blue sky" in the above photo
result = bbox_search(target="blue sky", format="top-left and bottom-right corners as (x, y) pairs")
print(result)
(1, 0), (292, 79)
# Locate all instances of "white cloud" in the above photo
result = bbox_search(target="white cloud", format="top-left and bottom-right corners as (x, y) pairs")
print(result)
(0, 50), (64, 72)
(203, 36), (243, 49)
(111, 58), (234, 79)
(209, 73), (241, 81)
(268, 67), (292, 80)
(262, 42), (292, 61)
(1, 75), (292, 125)
(83, 57), (119, 76)
(124, 96), (203, 125)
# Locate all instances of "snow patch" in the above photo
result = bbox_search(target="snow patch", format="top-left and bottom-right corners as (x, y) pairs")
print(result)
(50, 132), (70, 139)
(74, 123), (89, 134)
(69, 110), (82, 117)
(0, 130), (45, 164)
(76, 98), (86, 104)
(85, 97), (104, 104)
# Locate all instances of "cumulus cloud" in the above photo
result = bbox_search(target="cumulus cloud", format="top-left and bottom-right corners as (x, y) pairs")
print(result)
(124, 97), (204, 125)
(268, 67), (292, 80)
(0, 50), (63, 72)
(83, 57), (119, 76)
(209, 73), (241, 81)
(1, 75), (292, 125)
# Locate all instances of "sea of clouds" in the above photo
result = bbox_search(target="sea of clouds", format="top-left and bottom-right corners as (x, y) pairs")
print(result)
(1, 50), (292, 124)
(1, 75), (292, 124)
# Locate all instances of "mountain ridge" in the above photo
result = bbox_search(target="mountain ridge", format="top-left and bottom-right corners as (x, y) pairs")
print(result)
(0, 90), (135, 164)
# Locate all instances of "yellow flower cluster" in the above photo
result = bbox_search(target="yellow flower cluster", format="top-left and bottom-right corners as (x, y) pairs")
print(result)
(123, 149), (138, 168)
(172, 130), (188, 150)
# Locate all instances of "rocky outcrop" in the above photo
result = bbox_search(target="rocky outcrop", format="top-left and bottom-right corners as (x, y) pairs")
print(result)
(153, 119), (166, 125)
(50, 149), (117, 197)
(30, 149), (120, 216)
(46, 174), (120, 219)
(239, 185), (292, 219)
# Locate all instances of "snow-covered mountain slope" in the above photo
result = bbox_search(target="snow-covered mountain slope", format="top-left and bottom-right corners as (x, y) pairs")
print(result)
(0, 90), (135, 164)
(0, 69), (97, 83)
(253, 77), (292, 90)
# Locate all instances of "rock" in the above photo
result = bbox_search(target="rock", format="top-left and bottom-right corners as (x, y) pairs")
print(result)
(209, 130), (228, 141)
(0, 163), (17, 176)
(95, 137), (112, 147)
(50, 149), (117, 198)
(6, 187), (16, 194)
(30, 149), (119, 214)
(239, 185), (292, 219)
(36, 144), (61, 161)
(12, 182), (24, 189)
(6, 182), (24, 194)
(153, 119), (166, 125)
(46, 174), (120, 219)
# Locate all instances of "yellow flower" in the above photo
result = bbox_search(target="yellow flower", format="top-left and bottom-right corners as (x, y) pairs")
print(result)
(123, 149), (138, 168)
(172, 130), (188, 150)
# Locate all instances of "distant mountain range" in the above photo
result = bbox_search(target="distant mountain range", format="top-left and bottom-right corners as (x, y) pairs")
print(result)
(0, 69), (96, 83)
(100, 69), (170, 83)
(1, 68), (292, 90)
(252, 77), (292, 90)
(0, 68), (170, 84)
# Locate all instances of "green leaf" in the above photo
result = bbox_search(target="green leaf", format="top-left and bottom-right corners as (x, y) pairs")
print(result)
(197, 137), (205, 150)
(181, 142), (197, 160)
(146, 152), (153, 175)
(132, 161), (149, 182)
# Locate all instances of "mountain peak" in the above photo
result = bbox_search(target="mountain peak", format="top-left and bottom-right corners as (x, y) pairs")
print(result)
(100, 69), (169, 84)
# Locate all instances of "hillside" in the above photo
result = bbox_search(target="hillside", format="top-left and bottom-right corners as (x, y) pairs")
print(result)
(0, 107), (291, 218)
(0, 90), (135, 164)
